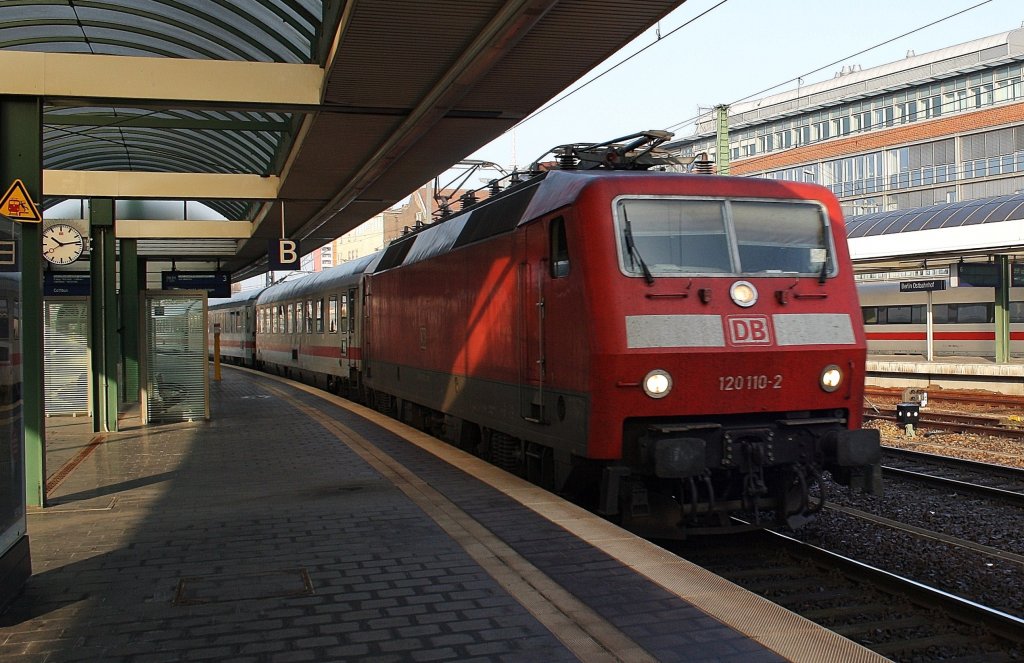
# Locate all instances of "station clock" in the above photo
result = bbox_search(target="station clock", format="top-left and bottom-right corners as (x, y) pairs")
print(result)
(41, 223), (85, 265)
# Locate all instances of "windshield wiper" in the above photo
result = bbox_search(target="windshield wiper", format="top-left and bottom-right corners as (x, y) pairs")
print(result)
(621, 206), (654, 285)
(818, 233), (831, 285)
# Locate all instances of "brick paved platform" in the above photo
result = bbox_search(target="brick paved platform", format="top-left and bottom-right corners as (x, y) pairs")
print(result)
(0, 368), (883, 662)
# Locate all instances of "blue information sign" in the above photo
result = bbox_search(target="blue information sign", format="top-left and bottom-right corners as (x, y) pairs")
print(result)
(162, 271), (231, 297)
(899, 279), (946, 292)
(956, 262), (1000, 287)
(44, 271), (91, 296)
(1012, 263), (1024, 287)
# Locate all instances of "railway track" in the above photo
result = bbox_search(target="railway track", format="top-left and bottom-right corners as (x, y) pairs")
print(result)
(864, 407), (1024, 441)
(864, 385), (1024, 411)
(882, 446), (1024, 504)
(673, 529), (1024, 660)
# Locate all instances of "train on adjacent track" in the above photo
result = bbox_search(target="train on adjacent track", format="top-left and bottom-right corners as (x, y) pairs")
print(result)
(210, 132), (882, 537)
(858, 280), (1024, 358)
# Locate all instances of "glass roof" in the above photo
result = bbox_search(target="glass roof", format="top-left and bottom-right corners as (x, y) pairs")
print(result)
(0, 0), (324, 220)
(845, 192), (1024, 238)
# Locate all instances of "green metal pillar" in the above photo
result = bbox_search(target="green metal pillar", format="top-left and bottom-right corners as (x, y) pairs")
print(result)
(995, 256), (1010, 363)
(715, 104), (730, 175)
(0, 97), (45, 507)
(119, 239), (140, 404)
(90, 199), (119, 431)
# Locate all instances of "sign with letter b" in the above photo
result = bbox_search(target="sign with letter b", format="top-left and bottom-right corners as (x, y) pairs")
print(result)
(268, 239), (301, 270)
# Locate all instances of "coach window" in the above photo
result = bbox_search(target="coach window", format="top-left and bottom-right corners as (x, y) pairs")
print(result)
(328, 295), (338, 333)
(1011, 302), (1024, 323)
(861, 307), (878, 325)
(957, 303), (992, 324)
(315, 298), (324, 333)
(305, 299), (314, 333)
(340, 293), (349, 332)
(549, 216), (570, 278)
(886, 305), (914, 324)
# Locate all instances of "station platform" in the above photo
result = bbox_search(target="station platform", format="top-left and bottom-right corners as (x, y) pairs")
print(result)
(867, 354), (1024, 394)
(0, 368), (882, 662)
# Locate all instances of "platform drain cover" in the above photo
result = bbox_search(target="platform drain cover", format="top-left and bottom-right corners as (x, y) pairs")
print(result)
(173, 568), (313, 605)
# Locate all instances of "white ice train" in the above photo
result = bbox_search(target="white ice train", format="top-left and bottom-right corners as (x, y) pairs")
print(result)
(858, 280), (1024, 357)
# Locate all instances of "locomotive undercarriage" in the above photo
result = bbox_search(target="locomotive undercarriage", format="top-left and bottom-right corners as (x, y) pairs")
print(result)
(353, 376), (882, 539)
(602, 411), (882, 538)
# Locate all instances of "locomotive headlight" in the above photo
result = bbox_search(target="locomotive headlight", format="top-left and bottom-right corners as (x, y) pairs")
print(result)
(730, 281), (758, 307)
(820, 364), (843, 392)
(643, 369), (672, 398)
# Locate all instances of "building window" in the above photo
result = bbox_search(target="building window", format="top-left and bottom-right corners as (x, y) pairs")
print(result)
(945, 89), (967, 112)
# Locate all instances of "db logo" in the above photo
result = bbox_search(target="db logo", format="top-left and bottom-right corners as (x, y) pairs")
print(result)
(726, 315), (773, 346)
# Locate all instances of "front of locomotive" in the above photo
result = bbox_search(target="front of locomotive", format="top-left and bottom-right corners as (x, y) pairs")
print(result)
(579, 174), (881, 536)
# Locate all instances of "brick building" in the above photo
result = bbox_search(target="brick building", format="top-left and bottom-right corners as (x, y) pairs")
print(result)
(669, 27), (1024, 218)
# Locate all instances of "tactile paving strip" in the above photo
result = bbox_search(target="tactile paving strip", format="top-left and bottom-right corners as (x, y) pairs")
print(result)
(173, 568), (313, 605)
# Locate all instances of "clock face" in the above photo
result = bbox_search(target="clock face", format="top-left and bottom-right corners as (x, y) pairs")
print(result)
(42, 224), (85, 265)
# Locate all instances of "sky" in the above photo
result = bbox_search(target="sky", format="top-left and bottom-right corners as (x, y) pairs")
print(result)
(459, 0), (1022, 172)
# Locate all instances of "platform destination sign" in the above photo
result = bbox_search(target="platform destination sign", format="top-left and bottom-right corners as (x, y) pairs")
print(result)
(899, 279), (946, 292)
(1012, 262), (1024, 287)
(44, 271), (90, 296)
(956, 262), (1001, 287)
(161, 270), (230, 298)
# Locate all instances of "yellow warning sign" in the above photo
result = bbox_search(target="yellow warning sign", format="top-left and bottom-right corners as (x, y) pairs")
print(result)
(0, 179), (42, 223)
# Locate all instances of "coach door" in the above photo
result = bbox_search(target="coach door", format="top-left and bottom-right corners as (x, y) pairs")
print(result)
(518, 222), (547, 423)
(344, 287), (358, 375)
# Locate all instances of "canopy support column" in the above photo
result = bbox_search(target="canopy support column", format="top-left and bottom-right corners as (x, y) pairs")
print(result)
(90, 199), (119, 431)
(995, 256), (1010, 364)
(1, 97), (44, 507)
(120, 239), (140, 404)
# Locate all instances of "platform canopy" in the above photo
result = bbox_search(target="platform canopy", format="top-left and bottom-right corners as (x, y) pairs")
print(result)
(0, 0), (686, 279)
(847, 192), (1024, 272)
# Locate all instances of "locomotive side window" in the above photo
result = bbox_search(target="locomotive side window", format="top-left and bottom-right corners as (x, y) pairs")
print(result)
(549, 216), (570, 278)
(328, 295), (338, 333)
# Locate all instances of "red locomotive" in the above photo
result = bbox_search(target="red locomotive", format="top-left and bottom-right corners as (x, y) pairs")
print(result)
(240, 131), (881, 537)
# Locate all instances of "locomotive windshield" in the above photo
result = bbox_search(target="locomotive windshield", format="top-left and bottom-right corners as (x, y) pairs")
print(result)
(615, 198), (834, 278)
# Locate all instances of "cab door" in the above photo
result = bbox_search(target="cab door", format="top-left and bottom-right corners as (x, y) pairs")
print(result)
(518, 222), (548, 422)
